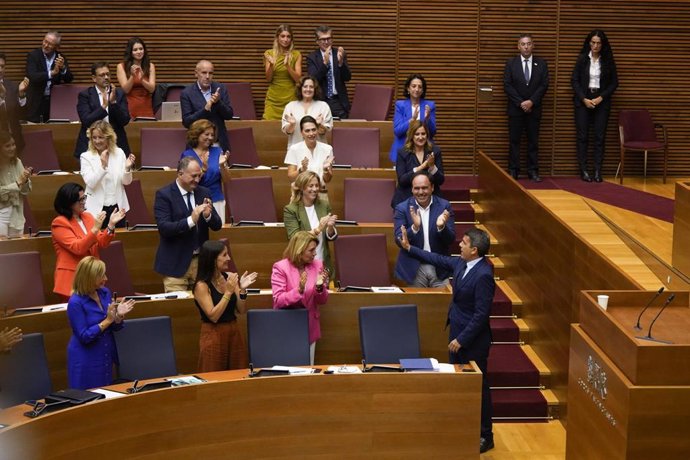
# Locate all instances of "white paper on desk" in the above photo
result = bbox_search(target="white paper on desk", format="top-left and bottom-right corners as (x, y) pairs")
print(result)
(91, 388), (127, 399)
(327, 365), (362, 374)
(254, 165), (271, 170)
(42, 303), (67, 312)
(258, 289), (273, 295)
(438, 363), (457, 373)
(148, 291), (190, 300)
(263, 222), (285, 227)
(371, 286), (404, 293)
(271, 366), (315, 375)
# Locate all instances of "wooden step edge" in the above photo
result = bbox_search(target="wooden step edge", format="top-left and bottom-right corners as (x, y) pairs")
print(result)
(541, 389), (560, 405)
(471, 202), (484, 214)
(490, 256), (505, 270)
(542, 389), (565, 419)
(513, 318), (529, 337)
(495, 280), (523, 306)
(522, 344), (551, 377)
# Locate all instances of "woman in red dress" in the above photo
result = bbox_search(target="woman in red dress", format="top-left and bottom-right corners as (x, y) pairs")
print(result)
(116, 37), (156, 119)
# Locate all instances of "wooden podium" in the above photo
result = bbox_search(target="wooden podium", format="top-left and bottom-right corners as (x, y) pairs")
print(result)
(567, 290), (690, 459)
(672, 181), (690, 277)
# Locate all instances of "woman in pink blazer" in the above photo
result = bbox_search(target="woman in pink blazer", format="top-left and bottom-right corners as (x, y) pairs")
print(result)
(271, 230), (329, 364)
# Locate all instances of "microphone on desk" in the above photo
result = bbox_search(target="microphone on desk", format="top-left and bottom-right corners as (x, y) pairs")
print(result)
(637, 293), (675, 343)
(634, 287), (664, 330)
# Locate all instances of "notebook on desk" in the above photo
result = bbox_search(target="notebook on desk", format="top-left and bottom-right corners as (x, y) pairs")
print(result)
(160, 102), (182, 121)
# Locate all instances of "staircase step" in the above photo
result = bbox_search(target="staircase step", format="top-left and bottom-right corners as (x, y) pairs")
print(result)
(491, 388), (549, 421)
(491, 285), (514, 316)
(490, 318), (520, 342)
(541, 389), (564, 419)
(451, 202), (475, 222)
(488, 344), (540, 388)
(521, 344), (551, 388)
(514, 318), (530, 342)
(495, 280), (523, 307)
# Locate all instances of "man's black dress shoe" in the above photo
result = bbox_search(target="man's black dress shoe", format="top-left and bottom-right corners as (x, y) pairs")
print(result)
(508, 169), (519, 180)
(580, 170), (592, 182)
(528, 172), (542, 183)
(480, 437), (495, 453)
(594, 170), (603, 182)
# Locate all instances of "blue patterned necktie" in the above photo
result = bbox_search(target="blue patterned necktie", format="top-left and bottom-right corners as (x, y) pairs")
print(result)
(326, 53), (335, 98)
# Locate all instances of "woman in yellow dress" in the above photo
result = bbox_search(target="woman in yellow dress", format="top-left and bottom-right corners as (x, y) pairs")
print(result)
(263, 24), (302, 120)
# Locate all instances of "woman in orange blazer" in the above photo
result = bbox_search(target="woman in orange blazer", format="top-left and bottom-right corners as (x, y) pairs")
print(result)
(51, 182), (125, 299)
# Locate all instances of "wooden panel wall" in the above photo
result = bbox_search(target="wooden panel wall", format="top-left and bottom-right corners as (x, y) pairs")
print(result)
(2, 1), (690, 175)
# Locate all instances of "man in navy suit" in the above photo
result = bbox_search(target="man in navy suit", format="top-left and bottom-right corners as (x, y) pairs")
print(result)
(73, 62), (130, 159)
(180, 60), (234, 152)
(399, 226), (496, 453)
(503, 34), (549, 182)
(25, 31), (74, 123)
(0, 53), (29, 152)
(394, 172), (455, 287)
(306, 25), (352, 119)
(154, 157), (222, 292)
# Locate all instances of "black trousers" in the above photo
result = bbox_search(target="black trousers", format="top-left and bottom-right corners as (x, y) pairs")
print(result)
(575, 91), (611, 171)
(508, 112), (541, 174)
(451, 350), (493, 441)
(326, 96), (349, 119)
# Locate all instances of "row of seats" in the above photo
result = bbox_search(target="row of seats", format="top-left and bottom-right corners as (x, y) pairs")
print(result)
(22, 126), (383, 171)
(44, 82), (394, 123)
(0, 305), (420, 408)
(1, 232), (393, 308)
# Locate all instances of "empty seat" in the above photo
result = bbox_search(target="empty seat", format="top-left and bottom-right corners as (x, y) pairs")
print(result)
(21, 129), (61, 172)
(0, 333), (52, 408)
(617, 109), (668, 184)
(343, 178), (395, 222)
(49, 84), (88, 121)
(247, 309), (310, 367)
(334, 234), (390, 287)
(164, 86), (184, 103)
(140, 127), (188, 168)
(114, 316), (177, 380)
(123, 179), (154, 225)
(359, 304), (420, 364)
(228, 127), (260, 167)
(225, 82), (257, 120)
(0, 251), (46, 308)
(99, 241), (138, 297)
(23, 195), (39, 235)
(224, 176), (278, 223)
(348, 84), (394, 121)
(331, 127), (380, 168)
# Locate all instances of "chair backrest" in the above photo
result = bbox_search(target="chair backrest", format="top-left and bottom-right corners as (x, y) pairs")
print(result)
(21, 129), (61, 172)
(348, 84), (394, 121)
(124, 179), (154, 225)
(224, 176), (278, 223)
(247, 309), (310, 367)
(0, 251), (46, 308)
(165, 86), (184, 103)
(344, 178), (395, 222)
(225, 82), (257, 120)
(140, 127), (188, 168)
(0, 333), (52, 408)
(228, 127), (260, 167)
(334, 234), (390, 287)
(217, 238), (239, 273)
(619, 109), (657, 143)
(114, 316), (177, 380)
(359, 305), (420, 364)
(99, 241), (136, 296)
(23, 195), (39, 234)
(49, 84), (88, 121)
(331, 127), (380, 168)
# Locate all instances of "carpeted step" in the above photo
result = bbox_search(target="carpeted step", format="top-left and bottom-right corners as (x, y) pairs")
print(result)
(491, 285), (513, 316)
(491, 388), (548, 420)
(454, 223), (476, 237)
(443, 175), (477, 201)
(451, 202), (475, 222)
(487, 344), (540, 387)
(490, 318), (520, 342)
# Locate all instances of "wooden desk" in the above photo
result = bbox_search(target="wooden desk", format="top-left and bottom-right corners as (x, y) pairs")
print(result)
(0, 291), (452, 390)
(24, 120), (395, 171)
(0, 365), (480, 459)
(24, 168), (396, 230)
(0, 224), (399, 301)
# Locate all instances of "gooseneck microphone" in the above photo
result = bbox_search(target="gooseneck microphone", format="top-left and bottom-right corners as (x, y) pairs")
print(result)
(634, 287), (664, 330)
(637, 293), (676, 344)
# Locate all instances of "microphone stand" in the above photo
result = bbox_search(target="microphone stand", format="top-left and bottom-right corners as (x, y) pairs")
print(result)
(634, 287), (664, 330)
(636, 294), (676, 344)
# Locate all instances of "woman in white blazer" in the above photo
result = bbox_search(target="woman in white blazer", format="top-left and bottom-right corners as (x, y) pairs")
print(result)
(80, 120), (136, 228)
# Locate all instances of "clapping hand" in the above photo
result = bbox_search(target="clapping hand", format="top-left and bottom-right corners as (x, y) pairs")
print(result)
(436, 209), (450, 229)
(239, 271), (258, 290)
(285, 112), (296, 126)
(130, 64), (142, 78)
(0, 327), (23, 352)
(225, 272), (239, 293)
(116, 299), (136, 321)
(298, 270), (308, 294)
(424, 104), (431, 119)
(92, 211), (107, 234)
(409, 206), (422, 231)
(323, 154), (334, 171)
(398, 225), (411, 251)
(411, 104), (420, 121)
(326, 213), (337, 229)
(107, 208), (126, 228)
(316, 267), (329, 288)
(219, 151), (229, 165)
(17, 167), (32, 186)
(125, 154), (136, 171)
(108, 85), (117, 104)
(337, 47), (345, 66)
(300, 156), (309, 172)
(19, 77), (29, 94)
(264, 50), (276, 66)
(425, 152), (436, 169)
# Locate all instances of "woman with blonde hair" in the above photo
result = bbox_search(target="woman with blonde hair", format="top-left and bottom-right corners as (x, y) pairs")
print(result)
(283, 170), (337, 275)
(80, 120), (135, 227)
(263, 24), (302, 120)
(66, 256), (135, 390)
(271, 230), (329, 364)
(0, 131), (32, 238)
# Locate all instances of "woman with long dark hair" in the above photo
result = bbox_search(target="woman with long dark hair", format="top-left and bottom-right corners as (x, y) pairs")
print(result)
(571, 29), (618, 182)
(193, 240), (257, 371)
(117, 37), (156, 119)
(389, 73), (436, 163)
(0, 131), (32, 238)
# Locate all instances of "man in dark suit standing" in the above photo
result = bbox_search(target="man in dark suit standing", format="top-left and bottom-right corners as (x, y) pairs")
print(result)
(73, 62), (130, 159)
(154, 157), (222, 292)
(394, 172), (455, 287)
(503, 34), (549, 182)
(306, 25), (352, 119)
(0, 53), (29, 152)
(399, 227), (496, 454)
(25, 31), (74, 123)
(180, 60), (234, 152)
